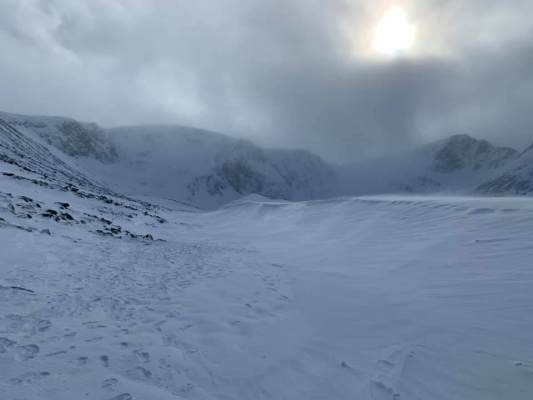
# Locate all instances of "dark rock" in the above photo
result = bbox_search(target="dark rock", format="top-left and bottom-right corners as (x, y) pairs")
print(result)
(110, 226), (122, 235)
(143, 234), (154, 241)
(2, 172), (14, 177)
(19, 196), (33, 203)
(42, 209), (58, 218)
(61, 213), (74, 221)
(41, 229), (51, 235)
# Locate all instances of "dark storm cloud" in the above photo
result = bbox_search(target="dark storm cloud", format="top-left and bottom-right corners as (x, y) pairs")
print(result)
(1, 0), (533, 162)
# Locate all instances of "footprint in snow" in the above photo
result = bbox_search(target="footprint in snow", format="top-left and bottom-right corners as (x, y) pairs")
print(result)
(135, 367), (152, 380)
(134, 350), (150, 363)
(15, 344), (40, 361)
(0, 337), (17, 353)
(99, 355), (110, 368)
(110, 394), (133, 400)
(30, 320), (52, 335)
(40, 336), (62, 344)
(83, 321), (107, 329)
(100, 378), (118, 390)
(153, 321), (166, 332)
(77, 357), (89, 366)
(9, 372), (51, 385)
(181, 383), (195, 393)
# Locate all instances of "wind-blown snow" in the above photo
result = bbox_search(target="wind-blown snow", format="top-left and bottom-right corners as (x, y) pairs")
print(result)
(1, 165), (533, 399)
(2, 110), (533, 399)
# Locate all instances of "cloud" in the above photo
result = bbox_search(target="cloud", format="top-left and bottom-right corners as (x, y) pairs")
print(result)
(1, 0), (533, 162)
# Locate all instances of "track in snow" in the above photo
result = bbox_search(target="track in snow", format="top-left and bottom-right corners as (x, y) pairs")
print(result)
(1, 189), (533, 400)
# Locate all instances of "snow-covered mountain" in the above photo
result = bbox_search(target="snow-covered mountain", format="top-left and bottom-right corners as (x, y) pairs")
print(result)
(474, 143), (533, 195)
(0, 111), (338, 209)
(99, 125), (337, 209)
(2, 110), (532, 208)
(0, 111), (116, 163)
(2, 110), (533, 399)
(0, 115), (112, 196)
(340, 134), (519, 196)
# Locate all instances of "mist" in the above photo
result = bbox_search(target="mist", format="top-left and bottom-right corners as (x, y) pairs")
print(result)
(1, 0), (533, 162)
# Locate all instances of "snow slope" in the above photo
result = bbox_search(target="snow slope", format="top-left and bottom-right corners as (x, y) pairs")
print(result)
(0, 111), (116, 163)
(0, 111), (337, 210)
(1, 150), (533, 400)
(97, 125), (337, 209)
(475, 142), (533, 195)
(4, 110), (530, 210)
(0, 116), (112, 196)
(340, 134), (519, 196)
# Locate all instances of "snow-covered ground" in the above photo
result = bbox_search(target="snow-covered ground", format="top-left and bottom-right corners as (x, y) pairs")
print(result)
(1, 169), (533, 399)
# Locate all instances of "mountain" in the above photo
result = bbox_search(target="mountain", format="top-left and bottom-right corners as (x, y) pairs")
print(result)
(427, 134), (517, 172)
(1, 110), (531, 207)
(340, 134), (519, 196)
(0, 111), (116, 163)
(0, 114), (112, 195)
(0, 112), (337, 209)
(474, 142), (533, 195)
(95, 125), (337, 209)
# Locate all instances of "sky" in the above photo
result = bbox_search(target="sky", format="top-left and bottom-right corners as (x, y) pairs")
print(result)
(1, 0), (533, 162)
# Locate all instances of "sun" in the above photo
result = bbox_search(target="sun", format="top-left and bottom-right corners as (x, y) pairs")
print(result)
(373, 6), (416, 55)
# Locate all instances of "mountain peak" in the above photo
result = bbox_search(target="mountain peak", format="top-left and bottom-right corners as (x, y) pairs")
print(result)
(431, 134), (517, 173)
(447, 133), (476, 143)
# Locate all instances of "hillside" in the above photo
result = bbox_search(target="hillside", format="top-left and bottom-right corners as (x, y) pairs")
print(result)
(1, 110), (533, 399)
(100, 125), (337, 210)
(339, 134), (519, 196)
(2, 182), (533, 399)
(1, 110), (532, 208)
(475, 143), (533, 195)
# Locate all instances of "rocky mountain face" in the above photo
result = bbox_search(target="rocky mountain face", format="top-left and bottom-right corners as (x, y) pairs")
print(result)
(1, 110), (532, 206)
(474, 143), (533, 195)
(0, 111), (117, 163)
(0, 113), (336, 209)
(426, 134), (518, 173)
(105, 125), (337, 209)
(0, 116), (111, 195)
(339, 134), (520, 196)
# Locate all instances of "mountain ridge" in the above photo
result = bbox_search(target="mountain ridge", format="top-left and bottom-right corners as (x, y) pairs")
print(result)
(1, 110), (532, 207)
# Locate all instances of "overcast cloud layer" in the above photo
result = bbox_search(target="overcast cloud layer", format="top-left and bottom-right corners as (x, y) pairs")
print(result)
(1, 0), (533, 162)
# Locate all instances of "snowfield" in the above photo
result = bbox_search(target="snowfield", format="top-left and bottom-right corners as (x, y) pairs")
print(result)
(1, 166), (533, 399)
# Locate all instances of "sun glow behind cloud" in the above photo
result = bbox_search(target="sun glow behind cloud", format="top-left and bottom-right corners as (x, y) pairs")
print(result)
(373, 6), (416, 55)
